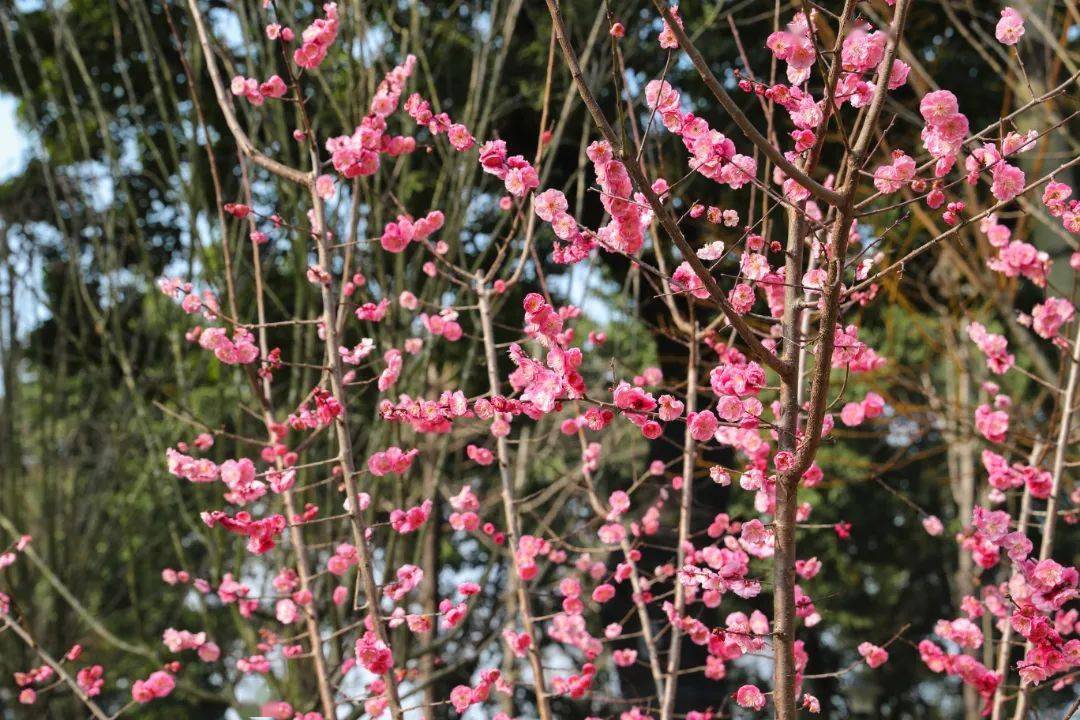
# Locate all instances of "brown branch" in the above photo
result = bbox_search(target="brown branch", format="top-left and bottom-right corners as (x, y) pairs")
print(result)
(542, 0), (790, 379)
(183, 0), (311, 186)
(1, 611), (111, 720)
(648, 0), (844, 208)
(659, 313), (698, 720)
(476, 283), (554, 720)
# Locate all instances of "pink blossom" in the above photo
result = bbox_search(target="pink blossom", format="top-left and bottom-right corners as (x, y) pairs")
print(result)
(858, 641), (889, 668)
(671, 262), (710, 299)
(466, 444), (494, 466)
(293, 3), (339, 69)
(367, 446), (418, 476)
(503, 628), (533, 657)
(1042, 181), (1072, 216)
(841, 28), (886, 73)
(935, 617), (984, 649)
(991, 162), (1026, 202)
(608, 490), (631, 519)
(355, 631), (394, 675)
(873, 151), (916, 194)
(687, 410), (719, 441)
(132, 671), (175, 704)
(658, 5), (682, 48)
(967, 322), (1015, 373)
(613, 381), (657, 414)
(584, 581), (613, 605)
(76, 666), (105, 697)
(920, 91), (960, 125)
(1031, 297), (1075, 339)
(450, 685), (474, 712)
(202, 511), (287, 555)
(735, 684), (766, 710)
(840, 402), (865, 427)
(259, 75), (287, 99)
(384, 564), (424, 601)
(974, 404), (1009, 443)
(658, 394), (685, 421)
(995, 7), (1025, 45)
(389, 499), (433, 534)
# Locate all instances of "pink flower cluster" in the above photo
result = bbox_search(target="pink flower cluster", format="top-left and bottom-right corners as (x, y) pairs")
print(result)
(1030, 297), (1075, 340)
(919, 90), (969, 176)
(366, 446), (418, 476)
(507, 295), (585, 414)
(478, 139), (540, 197)
(677, 540), (760, 601)
(402, 91), (541, 203)
(831, 324), (887, 373)
(534, 188), (596, 265)
(326, 56), (418, 178)
(131, 670), (175, 704)
(378, 349), (402, 391)
(841, 24), (887, 74)
(858, 641), (889, 668)
(293, 3), (339, 69)
(765, 12), (815, 84)
(403, 94), (475, 151)
(356, 298), (391, 323)
(836, 54), (909, 110)
(389, 499), (433, 534)
(13, 664), (54, 705)
(672, 261), (711, 300)
(219, 458), (266, 505)
(420, 309), (463, 341)
(975, 400), (1010, 443)
(383, 564), (424, 601)
(201, 510), (287, 555)
(873, 150), (916, 194)
(934, 617), (984, 648)
(288, 387), (343, 430)
(1042, 180), (1074, 218)
(76, 665), (105, 698)
(378, 390), (472, 433)
(644, 82), (756, 190)
(355, 631), (393, 675)
(551, 663), (597, 699)
(166, 447), (219, 483)
(449, 669), (509, 712)
(919, 639), (1001, 711)
(379, 210), (445, 253)
(983, 223), (1048, 287)
(839, 391), (886, 427)
(995, 7), (1025, 45)
(967, 322), (1015, 374)
(230, 74), (287, 105)
(197, 326), (260, 365)
(982, 450), (1052, 499)
(583, 139), (648, 252)
(163, 628), (220, 662)
(657, 5), (682, 48)
(936, 452), (1080, 698)
(735, 683), (766, 710)
(515, 534), (552, 580)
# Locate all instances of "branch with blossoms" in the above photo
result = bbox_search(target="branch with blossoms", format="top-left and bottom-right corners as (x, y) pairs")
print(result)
(3, 0), (1076, 719)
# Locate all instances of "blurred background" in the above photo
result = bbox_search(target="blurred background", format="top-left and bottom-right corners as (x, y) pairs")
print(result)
(0, 0), (1076, 718)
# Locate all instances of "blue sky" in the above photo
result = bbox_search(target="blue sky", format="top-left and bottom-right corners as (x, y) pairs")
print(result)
(0, 93), (29, 181)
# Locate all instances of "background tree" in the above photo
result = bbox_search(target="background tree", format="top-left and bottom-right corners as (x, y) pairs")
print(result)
(0, 0), (1076, 718)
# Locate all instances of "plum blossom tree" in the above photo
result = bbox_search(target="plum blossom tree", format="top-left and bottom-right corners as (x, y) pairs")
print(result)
(1, 1), (1077, 719)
